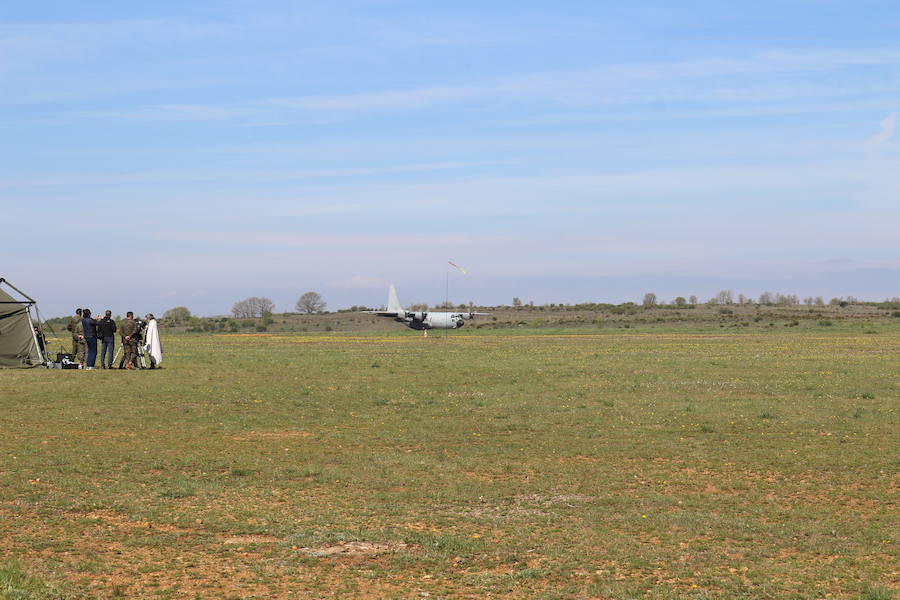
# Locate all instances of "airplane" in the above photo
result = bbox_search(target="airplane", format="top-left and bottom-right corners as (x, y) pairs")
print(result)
(363, 285), (489, 330)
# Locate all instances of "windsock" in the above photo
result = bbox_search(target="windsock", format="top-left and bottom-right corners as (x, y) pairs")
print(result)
(448, 261), (467, 275)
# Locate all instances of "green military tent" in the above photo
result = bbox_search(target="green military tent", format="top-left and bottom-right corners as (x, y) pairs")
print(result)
(0, 278), (45, 368)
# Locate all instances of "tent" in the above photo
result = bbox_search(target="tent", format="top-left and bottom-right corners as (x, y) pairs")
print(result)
(0, 278), (46, 368)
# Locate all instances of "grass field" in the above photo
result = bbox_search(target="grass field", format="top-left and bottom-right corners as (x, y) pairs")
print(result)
(2, 326), (897, 599)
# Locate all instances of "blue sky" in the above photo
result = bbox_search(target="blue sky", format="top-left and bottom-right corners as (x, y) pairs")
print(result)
(3, 1), (899, 316)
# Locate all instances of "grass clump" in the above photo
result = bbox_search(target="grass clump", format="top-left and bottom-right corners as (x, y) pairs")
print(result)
(859, 584), (893, 600)
(0, 561), (69, 600)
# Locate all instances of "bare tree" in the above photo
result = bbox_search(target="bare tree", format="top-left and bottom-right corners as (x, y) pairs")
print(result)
(775, 293), (798, 306)
(689, 295), (697, 305)
(232, 299), (253, 318)
(512, 297), (522, 308)
(163, 306), (191, 324)
(232, 296), (276, 318)
(737, 293), (747, 304)
(758, 291), (773, 305)
(296, 291), (326, 314)
(642, 292), (657, 307)
(254, 297), (276, 316)
(715, 290), (734, 305)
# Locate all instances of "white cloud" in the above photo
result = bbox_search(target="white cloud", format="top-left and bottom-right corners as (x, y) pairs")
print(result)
(867, 112), (898, 148)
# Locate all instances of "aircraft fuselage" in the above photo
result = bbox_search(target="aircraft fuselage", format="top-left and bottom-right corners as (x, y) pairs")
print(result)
(397, 311), (466, 330)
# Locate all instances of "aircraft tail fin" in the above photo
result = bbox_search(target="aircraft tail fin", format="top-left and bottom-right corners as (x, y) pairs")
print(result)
(387, 284), (402, 313)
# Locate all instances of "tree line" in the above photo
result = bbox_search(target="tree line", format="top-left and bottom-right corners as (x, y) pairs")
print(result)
(144, 290), (897, 326)
(638, 290), (890, 308)
(230, 292), (327, 318)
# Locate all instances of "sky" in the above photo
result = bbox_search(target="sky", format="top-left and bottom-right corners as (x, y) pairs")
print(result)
(3, 1), (899, 317)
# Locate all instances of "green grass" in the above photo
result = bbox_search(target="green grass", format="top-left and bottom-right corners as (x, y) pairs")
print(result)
(1, 328), (897, 598)
(0, 560), (70, 600)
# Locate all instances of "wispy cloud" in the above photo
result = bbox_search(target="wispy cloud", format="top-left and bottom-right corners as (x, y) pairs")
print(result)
(0, 160), (516, 190)
(31, 46), (900, 124)
(867, 112), (898, 148)
(151, 230), (472, 248)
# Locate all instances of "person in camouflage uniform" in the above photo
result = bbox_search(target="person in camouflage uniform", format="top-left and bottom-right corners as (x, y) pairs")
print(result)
(72, 317), (86, 368)
(67, 308), (82, 356)
(118, 311), (140, 369)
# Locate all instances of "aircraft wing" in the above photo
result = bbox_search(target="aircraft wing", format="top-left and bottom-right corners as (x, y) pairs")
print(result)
(362, 310), (402, 317)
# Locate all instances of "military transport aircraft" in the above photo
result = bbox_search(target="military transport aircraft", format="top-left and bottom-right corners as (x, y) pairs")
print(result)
(363, 285), (489, 330)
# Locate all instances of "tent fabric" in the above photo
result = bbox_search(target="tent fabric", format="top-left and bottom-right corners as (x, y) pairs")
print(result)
(0, 287), (43, 368)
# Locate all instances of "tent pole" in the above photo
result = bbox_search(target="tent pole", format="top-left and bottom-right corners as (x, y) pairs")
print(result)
(26, 307), (47, 365)
(0, 278), (37, 303)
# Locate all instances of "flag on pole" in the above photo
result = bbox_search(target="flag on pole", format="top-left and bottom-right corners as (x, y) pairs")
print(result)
(448, 261), (467, 275)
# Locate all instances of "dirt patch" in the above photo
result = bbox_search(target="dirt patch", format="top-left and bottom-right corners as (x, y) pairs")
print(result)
(221, 534), (279, 545)
(81, 509), (203, 534)
(514, 494), (595, 505)
(229, 430), (314, 441)
(297, 541), (408, 557)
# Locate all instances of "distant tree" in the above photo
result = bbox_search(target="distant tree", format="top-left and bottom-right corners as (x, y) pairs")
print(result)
(737, 294), (747, 304)
(642, 292), (657, 307)
(715, 290), (734, 305)
(674, 296), (687, 307)
(775, 293), (798, 306)
(163, 306), (191, 324)
(232, 296), (275, 318)
(296, 291), (326, 314)
(803, 296), (814, 306)
(759, 291), (773, 305)
(409, 303), (428, 312)
(256, 297), (276, 315)
(512, 297), (522, 308)
(814, 296), (825, 306)
(689, 295), (697, 305)
(232, 299), (253, 318)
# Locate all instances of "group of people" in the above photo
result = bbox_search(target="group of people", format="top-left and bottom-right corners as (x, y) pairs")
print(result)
(66, 308), (163, 370)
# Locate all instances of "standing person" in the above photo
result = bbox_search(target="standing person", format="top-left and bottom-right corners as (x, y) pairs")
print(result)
(98, 310), (117, 369)
(67, 308), (82, 356)
(118, 311), (140, 369)
(144, 313), (163, 369)
(81, 308), (100, 370)
(73, 313), (86, 368)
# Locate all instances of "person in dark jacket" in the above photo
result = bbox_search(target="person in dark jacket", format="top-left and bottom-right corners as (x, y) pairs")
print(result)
(81, 308), (100, 369)
(98, 310), (117, 369)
